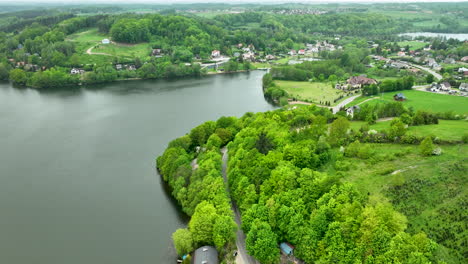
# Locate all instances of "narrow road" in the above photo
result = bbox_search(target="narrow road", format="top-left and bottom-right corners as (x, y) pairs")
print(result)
(289, 94), (361, 113)
(221, 147), (257, 264)
(332, 94), (361, 113)
(86, 45), (113, 56)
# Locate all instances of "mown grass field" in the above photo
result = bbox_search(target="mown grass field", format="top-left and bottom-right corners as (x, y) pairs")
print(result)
(94, 42), (152, 60)
(397, 40), (428, 50)
(276, 80), (345, 105)
(350, 119), (468, 141)
(349, 90), (468, 114)
(333, 143), (468, 263)
(66, 28), (152, 64)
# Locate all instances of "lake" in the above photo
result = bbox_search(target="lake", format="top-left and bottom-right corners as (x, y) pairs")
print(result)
(399, 32), (468, 41)
(0, 71), (275, 264)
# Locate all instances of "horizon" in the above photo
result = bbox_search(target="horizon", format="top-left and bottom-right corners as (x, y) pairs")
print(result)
(1, 0), (467, 5)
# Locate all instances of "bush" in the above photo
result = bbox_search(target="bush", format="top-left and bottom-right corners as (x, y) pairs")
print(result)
(462, 134), (468, 143)
(419, 136), (434, 156)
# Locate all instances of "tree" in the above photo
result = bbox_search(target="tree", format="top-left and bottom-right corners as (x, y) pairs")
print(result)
(328, 117), (350, 146)
(419, 137), (434, 156)
(189, 201), (218, 246)
(389, 118), (406, 139)
(426, 74), (434, 84)
(212, 215), (237, 251)
(246, 221), (280, 264)
(9, 69), (28, 85)
(0, 63), (9, 80)
(172, 228), (194, 256)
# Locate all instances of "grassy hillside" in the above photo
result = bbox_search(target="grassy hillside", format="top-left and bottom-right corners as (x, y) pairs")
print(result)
(275, 80), (346, 105)
(348, 91), (468, 115)
(334, 143), (467, 263)
(350, 119), (467, 141)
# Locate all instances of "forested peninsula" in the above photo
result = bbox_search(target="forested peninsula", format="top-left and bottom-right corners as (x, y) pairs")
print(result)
(157, 103), (467, 264)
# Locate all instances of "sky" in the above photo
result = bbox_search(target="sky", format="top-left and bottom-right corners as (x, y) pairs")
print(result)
(2, 0), (467, 4)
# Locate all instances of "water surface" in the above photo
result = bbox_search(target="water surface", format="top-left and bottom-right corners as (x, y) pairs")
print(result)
(0, 71), (275, 264)
(399, 32), (468, 41)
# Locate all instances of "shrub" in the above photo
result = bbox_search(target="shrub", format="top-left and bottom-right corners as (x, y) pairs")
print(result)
(462, 134), (468, 143)
(419, 136), (434, 156)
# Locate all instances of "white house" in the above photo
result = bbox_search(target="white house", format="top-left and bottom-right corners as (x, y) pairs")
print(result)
(298, 49), (305, 55)
(458, 67), (468, 73)
(102, 39), (110, 44)
(70, 68), (81, 74)
(211, 50), (221, 58)
(288, 50), (297, 56)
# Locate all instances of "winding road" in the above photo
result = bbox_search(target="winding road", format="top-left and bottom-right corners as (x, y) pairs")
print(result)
(407, 63), (442, 81)
(221, 147), (258, 264)
(85, 45), (113, 56)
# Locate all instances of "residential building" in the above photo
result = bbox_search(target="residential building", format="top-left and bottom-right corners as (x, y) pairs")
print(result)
(193, 246), (218, 264)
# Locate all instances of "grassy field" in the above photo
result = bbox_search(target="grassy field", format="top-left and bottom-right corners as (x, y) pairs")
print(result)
(66, 28), (152, 64)
(333, 143), (467, 263)
(94, 42), (152, 60)
(350, 90), (468, 115)
(398, 41), (428, 50)
(276, 80), (346, 105)
(350, 119), (467, 141)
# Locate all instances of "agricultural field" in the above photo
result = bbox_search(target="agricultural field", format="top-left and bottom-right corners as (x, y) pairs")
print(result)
(397, 40), (428, 51)
(349, 90), (468, 115)
(276, 80), (346, 105)
(335, 143), (468, 263)
(350, 119), (467, 141)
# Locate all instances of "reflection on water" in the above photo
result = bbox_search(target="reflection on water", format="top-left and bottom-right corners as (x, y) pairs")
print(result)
(0, 71), (275, 264)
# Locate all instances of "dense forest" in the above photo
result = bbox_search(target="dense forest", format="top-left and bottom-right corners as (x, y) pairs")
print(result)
(158, 101), (467, 263)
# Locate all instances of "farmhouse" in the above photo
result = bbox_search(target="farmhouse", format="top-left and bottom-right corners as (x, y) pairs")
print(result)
(151, 49), (162, 56)
(459, 83), (468, 91)
(394, 93), (406, 101)
(242, 51), (255, 61)
(211, 50), (221, 58)
(298, 49), (305, 55)
(288, 50), (297, 56)
(460, 56), (468, 62)
(193, 246), (218, 264)
(397, 51), (406, 57)
(266, 54), (276, 60)
(441, 82), (451, 91)
(346, 105), (361, 117)
(101, 38), (110, 44)
(346, 76), (377, 89)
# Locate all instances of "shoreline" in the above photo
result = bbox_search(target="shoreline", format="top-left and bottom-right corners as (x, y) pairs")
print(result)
(13, 69), (267, 89)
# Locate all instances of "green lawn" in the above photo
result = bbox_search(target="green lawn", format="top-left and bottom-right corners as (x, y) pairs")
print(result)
(66, 28), (152, 63)
(351, 120), (468, 141)
(353, 90), (468, 115)
(397, 41), (428, 51)
(276, 80), (346, 105)
(94, 42), (152, 60)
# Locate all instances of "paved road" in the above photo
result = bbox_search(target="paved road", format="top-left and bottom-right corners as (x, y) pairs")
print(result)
(332, 94), (361, 113)
(407, 63), (442, 80)
(221, 147), (257, 264)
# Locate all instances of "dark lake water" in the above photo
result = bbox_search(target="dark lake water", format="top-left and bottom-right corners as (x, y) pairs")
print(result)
(0, 71), (275, 264)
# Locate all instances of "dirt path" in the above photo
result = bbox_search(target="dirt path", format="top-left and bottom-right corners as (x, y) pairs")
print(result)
(86, 45), (113, 56)
(391, 165), (418, 175)
(221, 147), (257, 264)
